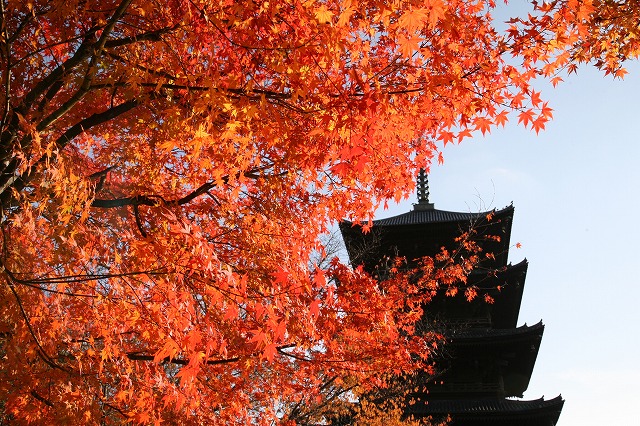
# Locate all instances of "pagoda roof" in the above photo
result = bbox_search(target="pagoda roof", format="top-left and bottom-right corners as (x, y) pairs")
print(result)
(450, 320), (544, 342)
(408, 395), (564, 425)
(439, 322), (544, 397)
(488, 260), (528, 329)
(367, 204), (514, 227)
(371, 208), (485, 226)
(427, 259), (528, 329)
(476, 259), (528, 329)
(340, 204), (515, 271)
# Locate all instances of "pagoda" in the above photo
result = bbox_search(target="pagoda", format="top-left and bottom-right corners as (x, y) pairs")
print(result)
(339, 170), (563, 425)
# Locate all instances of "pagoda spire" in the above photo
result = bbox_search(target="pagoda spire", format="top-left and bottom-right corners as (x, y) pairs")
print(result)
(414, 168), (434, 211)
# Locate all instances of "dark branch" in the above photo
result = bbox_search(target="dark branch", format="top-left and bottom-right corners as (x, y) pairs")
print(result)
(18, 30), (97, 117)
(30, 390), (54, 407)
(103, 24), (181, 48)
(91, 195), (161, 209)
(133, 204), (148, 237)
(126, 344), (295, 366)
(4, 270), (70, 373)
(34, 0), (133, 132)
(53, 99), (139, 148)
(0, 99), (140, 209)
(126, 352), (241, 366)
(91, 169), (269, 209)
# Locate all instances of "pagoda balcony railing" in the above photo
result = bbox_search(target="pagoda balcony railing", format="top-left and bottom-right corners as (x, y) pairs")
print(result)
(428, 381), (501, 394)
(424, 316), (491, 328)
(445, 317), (492, 328)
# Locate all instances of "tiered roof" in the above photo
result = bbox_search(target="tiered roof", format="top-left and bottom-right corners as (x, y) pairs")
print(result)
(339, 172), (563, 425)
(407, 395), (564, 426)
(340, 204), (514, 272)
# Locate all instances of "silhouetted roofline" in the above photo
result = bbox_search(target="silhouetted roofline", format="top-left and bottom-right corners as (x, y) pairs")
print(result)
(408, 395), (564, 418)
(368, 204), (514, 227)
(450, 320), (544, 342)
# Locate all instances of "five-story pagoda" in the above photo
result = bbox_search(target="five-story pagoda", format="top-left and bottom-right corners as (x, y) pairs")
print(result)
(339, 170), (563, 425)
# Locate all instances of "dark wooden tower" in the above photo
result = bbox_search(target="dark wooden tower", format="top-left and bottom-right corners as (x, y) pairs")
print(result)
(339, 170), (563, 425)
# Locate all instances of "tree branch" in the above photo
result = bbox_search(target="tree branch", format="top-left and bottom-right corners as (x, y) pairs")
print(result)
(126, 343), (296, 366)
(34, 0), (133, 132)
(30, 390), (55, 407)
(91, 168), (275, 209)
(103, 24), (181, 48)
(126, 352), (241, 366)
(133, 203), (147, 237)
(4, 271), (70, 373)
(53, 99), (139, 148)
(17, 30), (98, 117)
(0, 99), (139, 209)
(0, 30), (98, 167)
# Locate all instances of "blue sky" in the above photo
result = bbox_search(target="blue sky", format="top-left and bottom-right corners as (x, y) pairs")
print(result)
(372, 40), (640, 426)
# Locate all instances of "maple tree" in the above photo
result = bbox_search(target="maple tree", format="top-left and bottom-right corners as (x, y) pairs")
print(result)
(0, 0), (638, 424)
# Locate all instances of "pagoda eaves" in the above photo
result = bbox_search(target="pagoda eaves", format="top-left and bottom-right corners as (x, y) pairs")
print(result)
(338, 180), (563, 425)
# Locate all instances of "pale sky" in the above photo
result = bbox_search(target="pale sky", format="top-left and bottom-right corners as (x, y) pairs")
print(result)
(371, 33), (640, 426)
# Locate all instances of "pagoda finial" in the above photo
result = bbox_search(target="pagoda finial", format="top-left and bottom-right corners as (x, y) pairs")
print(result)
(414, 168), (434, 211)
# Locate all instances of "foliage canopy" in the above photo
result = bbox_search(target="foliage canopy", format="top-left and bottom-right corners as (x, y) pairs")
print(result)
(0, 0), (637, 423)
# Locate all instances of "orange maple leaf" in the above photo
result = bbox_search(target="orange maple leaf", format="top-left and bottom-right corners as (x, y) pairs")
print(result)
(315, 5), (334, 24)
